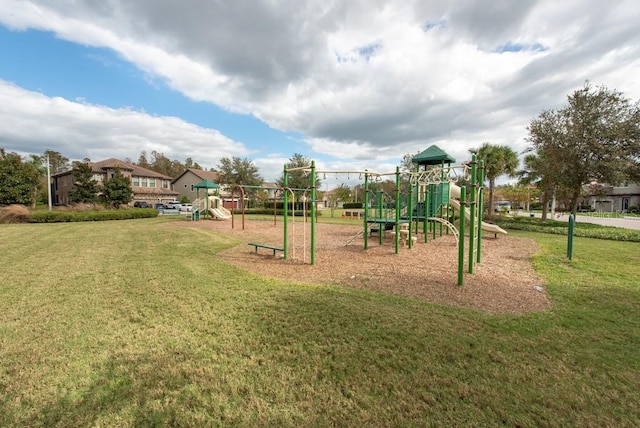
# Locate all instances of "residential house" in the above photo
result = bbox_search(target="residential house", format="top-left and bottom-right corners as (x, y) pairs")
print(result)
(171, 168), (223, 203)
(52, 158), (177, 205)
(262, 182), (279, 201)
(586, 182), (640, 212)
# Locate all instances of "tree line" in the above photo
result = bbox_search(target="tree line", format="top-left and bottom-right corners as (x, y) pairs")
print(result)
(0, 148), (316, 207)
(3, 82), (638, 213)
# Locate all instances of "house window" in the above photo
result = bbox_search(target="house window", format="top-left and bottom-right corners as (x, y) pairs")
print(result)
(141, 177), (148, 187)
(133, 176), (140, 186)
(191, 184), (194, 191)
(162, 180), (169, 189)
(149, 178), (156, 188)
(92, 174), (104, 182)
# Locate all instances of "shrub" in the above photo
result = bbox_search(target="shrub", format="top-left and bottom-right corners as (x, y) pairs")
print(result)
(493, 217), (640, 242)
(233, 208), (321, 217)
(0, 204), (31, 223)
(29, 208), (158, 223)
(263, 202), (310, 211)
(343, 203), (363, 209)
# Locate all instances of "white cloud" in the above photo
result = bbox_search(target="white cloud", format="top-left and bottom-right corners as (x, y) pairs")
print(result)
(0, 80), (250, 167)
(1, 0), (639, 178)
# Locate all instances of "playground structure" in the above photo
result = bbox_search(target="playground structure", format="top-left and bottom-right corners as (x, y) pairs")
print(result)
(192, 195), (232, 220)
(188, 178), (233, 221)
(271, 146), (507, 285)
(188, 146), (507, 285)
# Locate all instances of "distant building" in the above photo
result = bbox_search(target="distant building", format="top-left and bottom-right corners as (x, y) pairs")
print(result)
(171, 168), (222, 202)
(585, 182), (640, 212)
(52, 158), (177, 205)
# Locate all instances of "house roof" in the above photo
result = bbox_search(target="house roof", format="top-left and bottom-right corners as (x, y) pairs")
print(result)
(172, 168), (220, 184)
(412, 145), (456, 166)
(52, 158), (173, 179)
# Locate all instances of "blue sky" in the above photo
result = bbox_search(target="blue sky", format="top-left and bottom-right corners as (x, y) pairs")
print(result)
(0, 25), (304, 174)
(1, 1), (639, 185)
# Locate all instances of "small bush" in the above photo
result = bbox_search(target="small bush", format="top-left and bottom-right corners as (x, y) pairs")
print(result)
(0, 205), (31, 223)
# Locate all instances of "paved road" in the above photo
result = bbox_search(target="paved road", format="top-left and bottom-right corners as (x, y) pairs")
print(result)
(514, 211), (640, 230)
(515, 211), (640, 230)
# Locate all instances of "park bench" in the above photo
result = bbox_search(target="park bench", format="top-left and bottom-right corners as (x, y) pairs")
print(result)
(248, 242), (284, 257)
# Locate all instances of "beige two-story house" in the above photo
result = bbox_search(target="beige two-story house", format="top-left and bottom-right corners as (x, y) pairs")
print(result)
(52, 158), (178, 205)
(171, 168), (222, 203)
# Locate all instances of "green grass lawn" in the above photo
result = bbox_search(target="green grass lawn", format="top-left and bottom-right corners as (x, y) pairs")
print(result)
(1, 218), (639, 426)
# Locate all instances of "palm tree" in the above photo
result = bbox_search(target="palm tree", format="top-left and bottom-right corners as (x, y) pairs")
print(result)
(518, 152), (554, 220)
(470, 143), (518, 219)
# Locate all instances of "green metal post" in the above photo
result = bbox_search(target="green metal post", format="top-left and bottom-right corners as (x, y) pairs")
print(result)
(567, 214), (575, 260)
(477, 160), (484, 264)
(438, 188), (443, 237)
(408, 176), (414, 249)
(468, 154), (477, 274)
(395, 166), (401, 254)
(424, 190), (430, 243)
(283, 165), (289, 260)
(458, 187), (466, 286)
(377, 190), (383, 245)
(310, 161), (316, 265)
(364, 172), (369, 250)
(432, 184), (437, 240)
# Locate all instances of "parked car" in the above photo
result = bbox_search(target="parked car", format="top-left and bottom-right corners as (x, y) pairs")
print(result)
(493, 201), (511, 213)
(133, 201), (150, 208)
(164, 201), (182, 210)
(179, 203), (193, 212)
(154, 203), (165, 210)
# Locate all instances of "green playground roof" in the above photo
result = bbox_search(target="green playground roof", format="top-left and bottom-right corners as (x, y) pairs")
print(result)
(412, 145), (456, 165)
(193, 179), (220, 189)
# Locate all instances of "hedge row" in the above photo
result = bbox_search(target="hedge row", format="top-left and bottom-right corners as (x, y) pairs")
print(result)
(493, 217), (640, 242)
(343, 203), (363, 209)
(234, 208), (322, 217)
(29, 208), (159, 223)
(262, 202), (311, 210)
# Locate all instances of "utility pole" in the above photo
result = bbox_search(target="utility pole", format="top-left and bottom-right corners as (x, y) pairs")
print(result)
(46, 153), (52, 211)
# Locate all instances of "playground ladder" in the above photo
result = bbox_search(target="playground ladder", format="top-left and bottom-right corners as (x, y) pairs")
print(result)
(427, 217), (459, 245)
(344, 228), (365, 246)
(289, 216), (309, 263)
(193, 197), (207, 213)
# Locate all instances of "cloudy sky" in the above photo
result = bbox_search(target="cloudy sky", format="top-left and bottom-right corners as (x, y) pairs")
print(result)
(1, 0), (639, 185)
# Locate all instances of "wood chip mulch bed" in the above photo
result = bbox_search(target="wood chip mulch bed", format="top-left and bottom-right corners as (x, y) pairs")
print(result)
(168, 218), (551, 314)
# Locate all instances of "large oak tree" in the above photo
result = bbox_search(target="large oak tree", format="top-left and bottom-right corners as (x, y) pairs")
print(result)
(527, 82), (640, 214)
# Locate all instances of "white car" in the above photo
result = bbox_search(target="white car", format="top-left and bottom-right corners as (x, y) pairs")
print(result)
(179, 203), (193, 212)
(164, 201), (182, 210)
